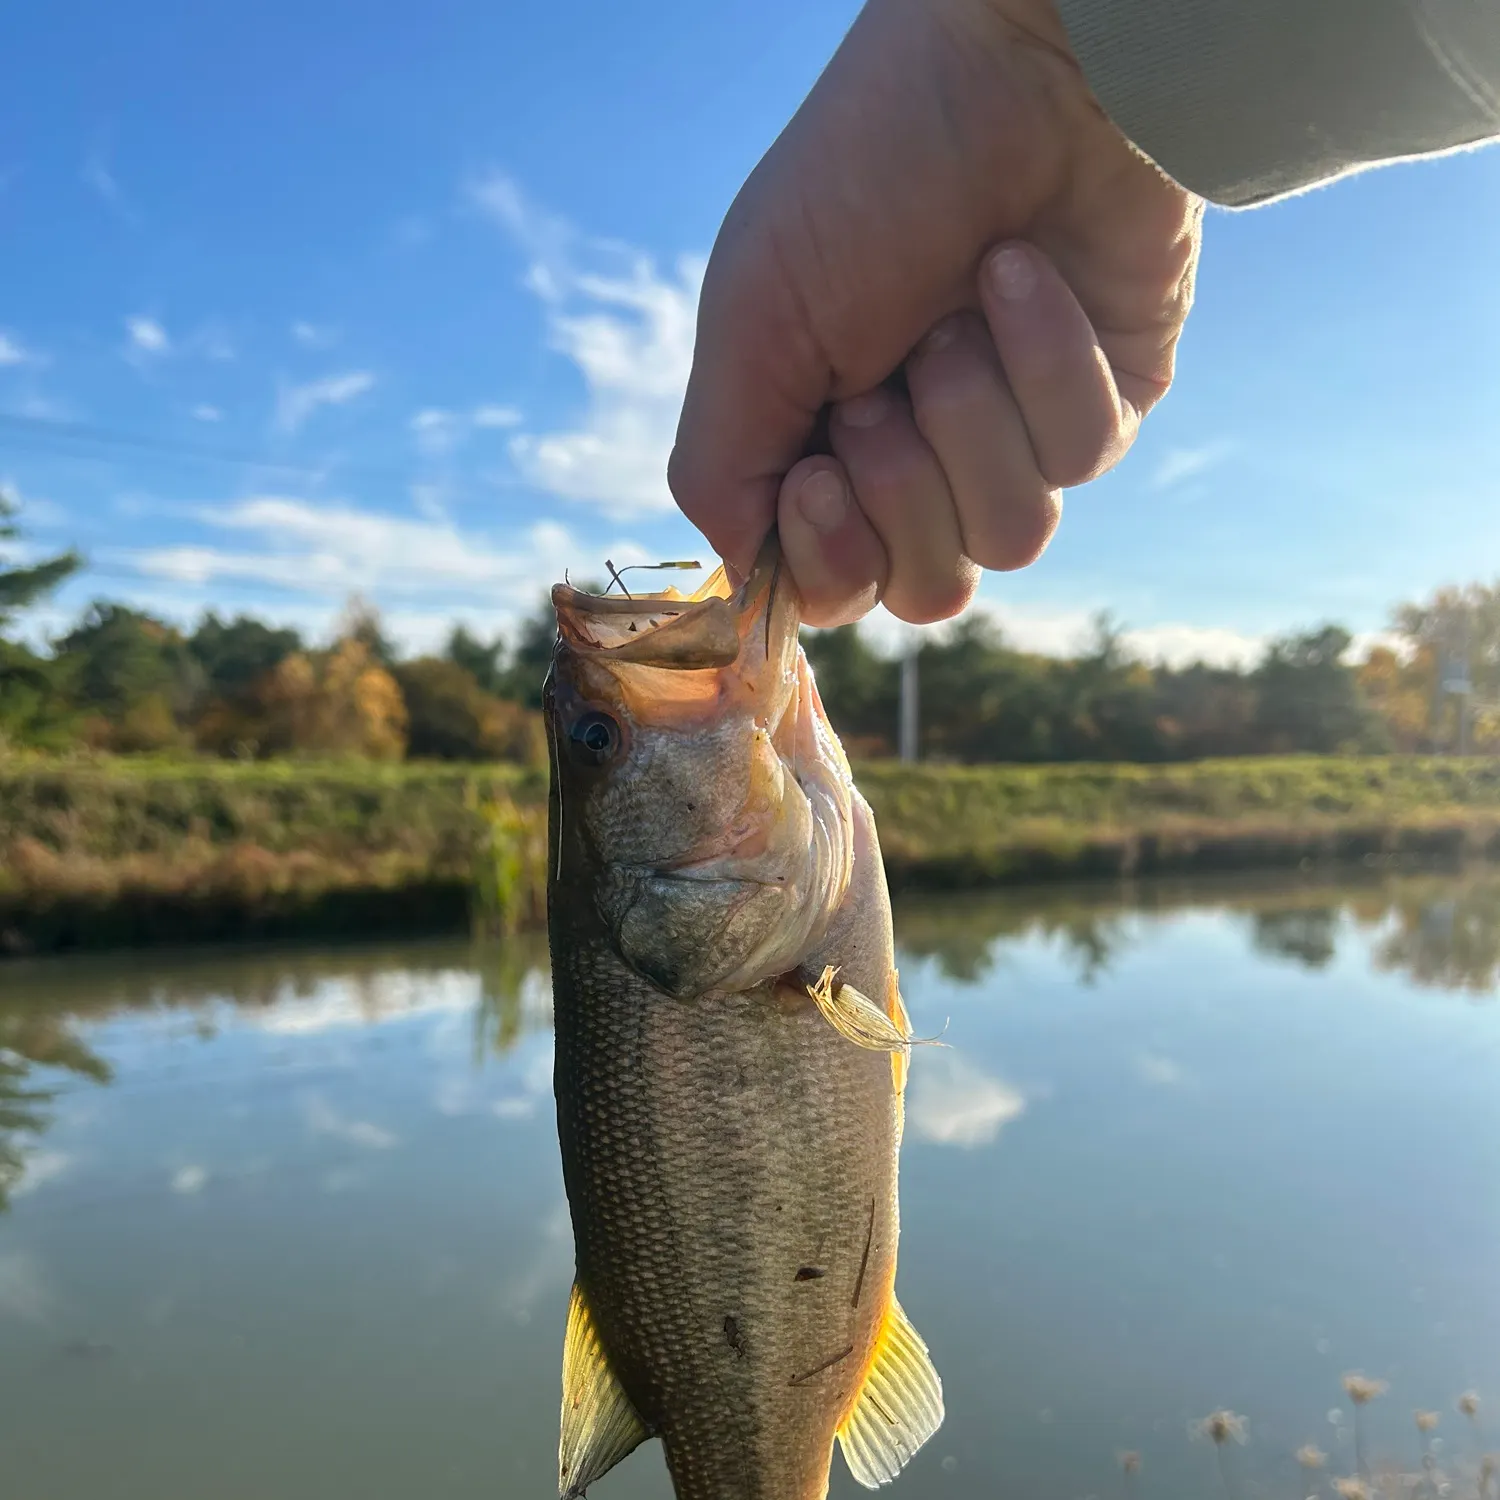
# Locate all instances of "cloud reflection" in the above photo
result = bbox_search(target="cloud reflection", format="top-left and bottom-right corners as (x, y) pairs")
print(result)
(0, 1252), (59, 1324)
(9, 1149), (73, 1198)
(305, 1094), (398, 1150)
(254, 972), (478, 1036)
(908, 1053), (1028, 1147)
(171, 1164), (209, 1195)
(1132, 1050), (1184, 1087)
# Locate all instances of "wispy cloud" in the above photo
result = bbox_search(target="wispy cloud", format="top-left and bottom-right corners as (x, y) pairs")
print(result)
(126, 316), (170, 356)
(851, 596), (1268, 670)
(123, 316), (234, 367)
(1120, 621), (1267, 669)
(0, 480), (67, 531)
(410, 407), (464, 456)
(472, 404), (522, 429)
(470, 171), (702, 514)
(120, 494), (645, 626)
(274, 370), (375, 433)
(1150, 439), (1236, 491)
(112, 496), (650, 653)
(192, 404), (223, 423)
(189, 321), (236, 362)
(410, 403), (524, 456)
(292, 321), (339, 350)
(13, 394), (71, 423)
(0, 331), (34, 366)
(83, 144), (137, 224)
(908, 1053), (1029, 1147)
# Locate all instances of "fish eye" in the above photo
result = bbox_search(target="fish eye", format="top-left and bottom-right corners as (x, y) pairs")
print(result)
(569, 710), (621, 766)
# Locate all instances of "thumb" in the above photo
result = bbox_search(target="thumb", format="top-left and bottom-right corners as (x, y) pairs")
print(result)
(668, 236), (832, 577)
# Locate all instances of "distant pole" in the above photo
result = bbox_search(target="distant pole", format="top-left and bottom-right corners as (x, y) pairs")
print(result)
(1458, 613), (1472, 756)
(899, 635), (920, 763)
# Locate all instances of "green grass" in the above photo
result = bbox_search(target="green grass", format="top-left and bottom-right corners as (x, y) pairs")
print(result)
(857, 757), (1500, 885)
(1, 753), (1497, 954)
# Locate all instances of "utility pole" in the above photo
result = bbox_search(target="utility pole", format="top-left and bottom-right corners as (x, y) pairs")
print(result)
(1457, 612), (1472, 756)
(1437, 613), (1474, 755)
(899, 635), (920, 763)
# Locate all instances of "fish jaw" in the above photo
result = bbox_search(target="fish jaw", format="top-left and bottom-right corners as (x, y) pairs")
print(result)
(547, 537), (854, 996)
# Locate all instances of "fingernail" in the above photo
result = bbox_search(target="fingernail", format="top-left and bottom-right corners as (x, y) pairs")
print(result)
(986, 244), (1036, 302)
(796, 468), (849, 534)
(837, 388), (891, 428)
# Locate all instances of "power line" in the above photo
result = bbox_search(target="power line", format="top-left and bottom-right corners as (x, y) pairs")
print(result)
(0, 411), (420, 488)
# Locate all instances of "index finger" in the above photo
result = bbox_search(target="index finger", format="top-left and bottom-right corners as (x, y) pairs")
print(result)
(667, 241), (831, 577)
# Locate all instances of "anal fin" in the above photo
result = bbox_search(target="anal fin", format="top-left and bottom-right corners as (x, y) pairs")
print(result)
(559, 1281), (649, 1498)
(836, 1299), (944, 1489)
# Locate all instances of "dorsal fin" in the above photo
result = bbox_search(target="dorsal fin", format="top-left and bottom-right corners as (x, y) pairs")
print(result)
(836, 1298), (944, 1489)
(558, 1282), (649, 1497)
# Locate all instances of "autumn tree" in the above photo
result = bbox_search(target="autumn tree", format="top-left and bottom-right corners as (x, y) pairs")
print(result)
(257, 637), (408, 759)
(395, 655), (544, 764)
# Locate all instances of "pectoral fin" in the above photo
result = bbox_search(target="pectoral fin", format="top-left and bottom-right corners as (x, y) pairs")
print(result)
(808, 966), (911, 1052)
(558, 1282), (649, 1498)
(808, 967), (943, 1070)
(836, 1299), (945, 1489)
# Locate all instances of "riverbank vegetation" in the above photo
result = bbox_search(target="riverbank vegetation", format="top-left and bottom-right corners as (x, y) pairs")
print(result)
(2, 753), (1498, 955)
(3, 489), (1499, 952)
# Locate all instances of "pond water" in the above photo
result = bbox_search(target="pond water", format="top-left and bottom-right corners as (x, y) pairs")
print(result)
(3, 868), (1499, 1499)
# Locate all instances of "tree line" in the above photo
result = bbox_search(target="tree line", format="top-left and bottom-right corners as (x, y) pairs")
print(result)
(0, 489), (1494, 763)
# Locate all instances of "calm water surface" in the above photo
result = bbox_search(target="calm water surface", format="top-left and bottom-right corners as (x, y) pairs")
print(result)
(3, 870), (1499, 1499)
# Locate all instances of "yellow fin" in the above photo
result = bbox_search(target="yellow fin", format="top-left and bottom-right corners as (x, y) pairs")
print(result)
(559, 1282), (648, 1498)
(837, 1299), (945, 1489)
(887, 971), (910, 1095)
(809, 967), (943, 1058)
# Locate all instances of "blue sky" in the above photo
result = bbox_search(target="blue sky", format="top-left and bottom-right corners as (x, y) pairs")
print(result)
(2, 0), (1498, 666)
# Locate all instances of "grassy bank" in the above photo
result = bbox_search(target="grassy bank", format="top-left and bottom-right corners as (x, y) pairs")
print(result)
(1, 755), (1498, 955)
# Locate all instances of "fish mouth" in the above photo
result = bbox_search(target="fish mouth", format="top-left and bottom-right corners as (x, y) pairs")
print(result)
(551, 532), (790, 672)
(612, 863), (780, 891)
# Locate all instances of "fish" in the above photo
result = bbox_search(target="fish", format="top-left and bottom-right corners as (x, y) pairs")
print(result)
(543, 534), (943, 1500)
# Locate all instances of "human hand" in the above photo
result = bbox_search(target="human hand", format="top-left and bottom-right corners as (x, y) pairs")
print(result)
(668, 0), (1203, 626)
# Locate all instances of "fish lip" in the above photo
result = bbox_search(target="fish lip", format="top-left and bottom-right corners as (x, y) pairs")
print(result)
(550, 532), (786, 670)
(614, 864), (780, 891)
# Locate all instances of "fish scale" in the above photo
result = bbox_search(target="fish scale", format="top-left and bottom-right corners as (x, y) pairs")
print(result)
(552, 903), (899, 1500)
(545, 539), (942, 1500)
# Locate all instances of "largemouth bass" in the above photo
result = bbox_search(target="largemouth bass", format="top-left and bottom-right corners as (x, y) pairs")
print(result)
(544, 536), (942, 1500)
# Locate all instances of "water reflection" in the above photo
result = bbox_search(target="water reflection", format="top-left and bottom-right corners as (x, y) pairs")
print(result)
(895, 867), (1500, 997)
(894, 888), (1131, 984)
(1251, 905), (1341, 969)
(1371, 876), (1500, 995)
(0, 866), (1497, 1500)
(473, 930), (552, 1059)
(0, 1002), (111, 1211)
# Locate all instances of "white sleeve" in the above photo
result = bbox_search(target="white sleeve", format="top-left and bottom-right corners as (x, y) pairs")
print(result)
(1053, 0), (1500, 205)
